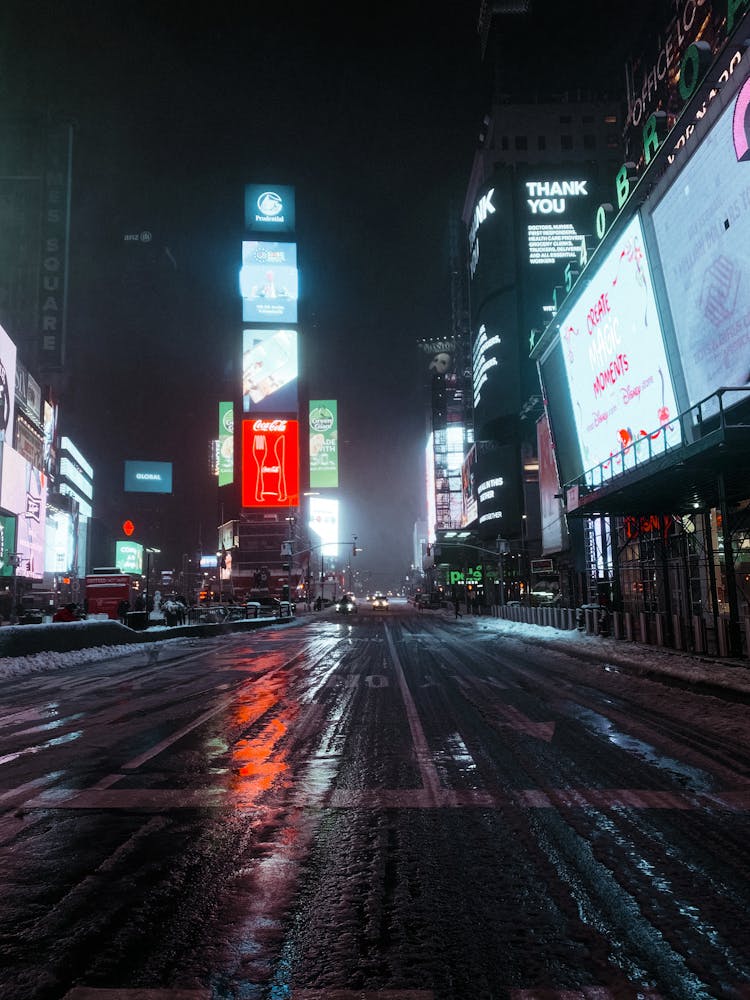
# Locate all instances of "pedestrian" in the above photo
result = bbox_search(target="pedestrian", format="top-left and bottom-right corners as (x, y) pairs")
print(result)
(117, 599), (130, 625)
(453, 596), (462, 619)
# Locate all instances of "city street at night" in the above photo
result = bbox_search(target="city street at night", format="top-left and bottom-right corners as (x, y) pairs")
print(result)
(2, 604), (750, 999)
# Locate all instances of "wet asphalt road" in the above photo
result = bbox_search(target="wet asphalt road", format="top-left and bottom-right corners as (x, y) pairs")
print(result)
(1, 599), (750, 1000)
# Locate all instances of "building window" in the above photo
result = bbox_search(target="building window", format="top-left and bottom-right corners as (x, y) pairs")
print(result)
(606, 135), (620, 148)
(559, 114), (572, 124)
(561, 134), (574, 150)
(501, 135), (509, 150)
(515, 134), (528, 151)
(583, 133), (596, 150)
(537, 134), (546, 151)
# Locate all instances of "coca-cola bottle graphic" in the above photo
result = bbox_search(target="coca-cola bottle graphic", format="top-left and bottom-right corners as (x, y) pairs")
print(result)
(275, 435), (287, 501)
(252, 433), (267, 502)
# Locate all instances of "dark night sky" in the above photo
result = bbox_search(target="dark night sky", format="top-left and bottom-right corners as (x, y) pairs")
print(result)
(1, 1), (658, 583)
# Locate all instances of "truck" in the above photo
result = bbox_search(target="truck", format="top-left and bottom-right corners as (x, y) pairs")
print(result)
(84, 569), (137, 619)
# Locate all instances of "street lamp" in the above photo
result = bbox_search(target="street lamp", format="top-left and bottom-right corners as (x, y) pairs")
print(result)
(144, 547), (160, 613)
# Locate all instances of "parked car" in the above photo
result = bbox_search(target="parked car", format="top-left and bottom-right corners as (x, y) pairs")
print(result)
(335, 593), (357, 614)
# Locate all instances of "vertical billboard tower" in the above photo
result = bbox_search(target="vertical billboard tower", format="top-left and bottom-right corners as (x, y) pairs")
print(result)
(239, 184), (300, 511)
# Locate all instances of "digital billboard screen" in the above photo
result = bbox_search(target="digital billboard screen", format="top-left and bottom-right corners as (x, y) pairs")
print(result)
(0, 323), (17, 443)
(650, 70), (750, 417)
(242, 329), (298, 413)
(308, 496), (340, 555)
(309, 400), (339, 488)
(241, 417), (299, 508)
(218, 402), (234, 487)
(124, 460), (173, 493)
(0, 445), (46, 579)
(116, 540), (143, 574)
(239, 241), (298, 324)
(244, 184), (296, 233)
(558, 213), (680, 484)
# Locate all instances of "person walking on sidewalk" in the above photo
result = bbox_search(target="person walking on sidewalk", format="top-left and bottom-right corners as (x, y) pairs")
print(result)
(453, 595), (462, 619)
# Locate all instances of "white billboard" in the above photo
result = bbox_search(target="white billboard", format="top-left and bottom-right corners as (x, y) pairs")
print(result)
(558, 213), (680, 484)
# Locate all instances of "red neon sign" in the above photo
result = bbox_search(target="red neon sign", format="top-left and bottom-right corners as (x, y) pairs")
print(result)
(241, 418), (299, 508)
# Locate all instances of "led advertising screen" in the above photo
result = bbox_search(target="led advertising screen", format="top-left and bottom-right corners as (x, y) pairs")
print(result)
(218, 402), (234, 487)
(239, 241), (298, 324)
(124, 460), (173, 493)
(558, 213), (680, 484)
(309, 400), (339, 488)
(461, 444), (478, 527)
(0, 514), (17, 577)
(0, 445), (46, 579)
(472, 290), (521, 437)
(242, 329), (298, 413)
(116, 540), (143, 574)
(651, 70), (750, 418)
(244, 184), (296, 233)
(0, 323), (17, 443)
(44, 508), (75, 575)
(537, 413), (569, 555)
(308, 496), (340, 555)
(241, 417), (299, 508)
(475, 440), (522, 542)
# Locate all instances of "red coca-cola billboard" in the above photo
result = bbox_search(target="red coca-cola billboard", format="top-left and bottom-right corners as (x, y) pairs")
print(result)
(241, 417), (299, 508)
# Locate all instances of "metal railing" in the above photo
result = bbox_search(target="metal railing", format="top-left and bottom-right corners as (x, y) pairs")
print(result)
(567, 386), (750, 495)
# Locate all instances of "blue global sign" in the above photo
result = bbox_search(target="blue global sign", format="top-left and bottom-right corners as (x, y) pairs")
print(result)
(124, 460), (173, 494)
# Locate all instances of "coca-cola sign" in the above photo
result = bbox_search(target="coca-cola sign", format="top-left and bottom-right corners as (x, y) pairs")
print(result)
(241, 418), (299, 508)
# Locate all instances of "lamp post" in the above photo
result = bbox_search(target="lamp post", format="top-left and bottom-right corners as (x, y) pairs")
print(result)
(144, 547), (160, 613)
(8, 552), (23, 624)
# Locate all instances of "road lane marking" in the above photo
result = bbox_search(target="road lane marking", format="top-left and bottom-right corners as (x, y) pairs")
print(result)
(62, 989), (211, 999)
(26, 786), (749, 812)
(384, 625), (441, 799)
(292, 992), (434, 999)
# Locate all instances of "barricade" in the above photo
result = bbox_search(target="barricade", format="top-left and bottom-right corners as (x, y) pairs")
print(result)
(624, 612), (634, 642)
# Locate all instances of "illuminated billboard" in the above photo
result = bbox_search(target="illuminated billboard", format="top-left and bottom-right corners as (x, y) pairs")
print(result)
(651, 70), (750, 418)
(244, 184), (296, 233)
(0, 514), (17, 577)
(242, 329), (298, 413)
(308, 496), (340, 555)
(475, 441), (522, 542)
(241, 417), (299, 508)
(239, 241), (298, 324)
(116, 540), (143, 574)
(124, 460), (173, 493)
(558, 213), (680, 484)
(461, 444), (478, 527)
(0, 445), (46, 579)
(0, 323), (17, 443)
(309, 400), (339, 488)
(537, 413), (568, 555)
(218, 402), (234, 486)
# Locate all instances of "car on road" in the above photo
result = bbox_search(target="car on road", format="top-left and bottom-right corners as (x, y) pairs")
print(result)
(335, 593), (357, 614)
(372, 594), (389, 610)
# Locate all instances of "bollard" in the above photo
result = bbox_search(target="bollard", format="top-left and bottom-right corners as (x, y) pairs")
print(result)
(612, 610), (622, 640)
(692, 615), (705, 653)
(567, 608), (576, 630)
(673, 614), (683, 650)
(655, 613), (665, 647)
(639, 611), (649, 643)
(585, 608), (595, 634)
(624, 611), (634, 642)
(717, 617), (729, 658)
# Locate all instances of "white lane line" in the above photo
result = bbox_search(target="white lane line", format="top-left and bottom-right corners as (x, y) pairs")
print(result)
(21, 785), (750, 813)
(384, 624), (441, 799)
(292, 992), (434, 999)
(120, 665), (285, 770)
(62, 989), (211, 999)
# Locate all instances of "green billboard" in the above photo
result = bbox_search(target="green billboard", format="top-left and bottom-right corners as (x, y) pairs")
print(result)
(309, 400), (338, 488)
(115, 540), (143, 574)
(219, 401), (234, 487)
